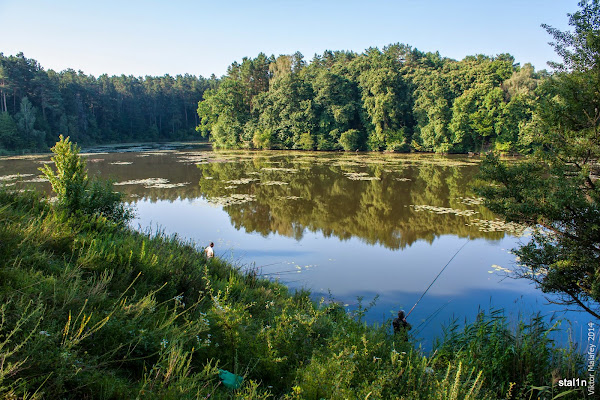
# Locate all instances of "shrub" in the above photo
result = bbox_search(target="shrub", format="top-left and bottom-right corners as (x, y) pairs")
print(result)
(338, 129), (362, 151)
(39, 135), (132, 223)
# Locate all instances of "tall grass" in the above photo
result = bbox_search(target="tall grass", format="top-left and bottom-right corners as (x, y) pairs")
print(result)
(0, 187), (590, 399)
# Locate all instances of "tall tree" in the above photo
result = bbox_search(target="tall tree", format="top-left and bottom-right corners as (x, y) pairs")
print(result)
(476, 0), (600, 318)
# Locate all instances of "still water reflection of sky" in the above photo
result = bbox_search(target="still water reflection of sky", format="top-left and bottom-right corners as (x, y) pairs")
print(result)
(0, 145), (592, 350)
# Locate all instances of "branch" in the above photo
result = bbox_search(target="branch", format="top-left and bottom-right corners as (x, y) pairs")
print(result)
(564, 289), (600, 320)
(538, 221), (600, 253)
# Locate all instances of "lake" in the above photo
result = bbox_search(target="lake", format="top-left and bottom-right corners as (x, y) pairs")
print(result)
(0, 143), (591, 349)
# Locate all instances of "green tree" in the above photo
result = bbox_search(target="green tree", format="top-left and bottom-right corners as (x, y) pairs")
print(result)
(40, 135), (88, 213)
(15, 96), (45, 149)
(476, 0), (600, 318)
(40, 135), (132, 223)
(0, 112), (19, 151)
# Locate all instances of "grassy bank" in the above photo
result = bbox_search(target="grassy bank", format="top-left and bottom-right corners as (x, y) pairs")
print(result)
(0, 187), (589, 399)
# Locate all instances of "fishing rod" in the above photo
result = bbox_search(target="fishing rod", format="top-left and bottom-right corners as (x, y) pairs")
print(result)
(406, 240), (469, 318)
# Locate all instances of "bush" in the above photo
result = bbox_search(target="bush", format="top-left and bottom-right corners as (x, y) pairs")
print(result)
(338, 129), (362, 151)
(39, 135), (132, 223)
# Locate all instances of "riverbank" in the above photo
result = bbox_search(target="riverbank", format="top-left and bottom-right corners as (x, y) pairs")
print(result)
(0, 188), (589, 399)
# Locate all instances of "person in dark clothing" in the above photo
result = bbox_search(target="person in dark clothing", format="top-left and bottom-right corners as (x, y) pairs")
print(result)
(393, 310), (412, 338)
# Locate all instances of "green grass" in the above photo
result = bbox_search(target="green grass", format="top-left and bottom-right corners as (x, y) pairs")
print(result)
(0, 188), (589, 399)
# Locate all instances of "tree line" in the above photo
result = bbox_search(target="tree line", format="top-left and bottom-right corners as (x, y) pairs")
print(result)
(197, 46), (547, 153)
(0, 52), (218, 154)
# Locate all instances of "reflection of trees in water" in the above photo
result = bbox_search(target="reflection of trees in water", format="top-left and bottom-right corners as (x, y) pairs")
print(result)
(191, 157), (505, 249)
(2, 151), (506, 249)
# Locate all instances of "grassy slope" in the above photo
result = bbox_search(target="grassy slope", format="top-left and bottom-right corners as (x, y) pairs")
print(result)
(0, 189), (588, 399)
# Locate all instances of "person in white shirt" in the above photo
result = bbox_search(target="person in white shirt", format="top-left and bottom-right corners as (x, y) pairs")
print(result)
(204, 242), (214, 259)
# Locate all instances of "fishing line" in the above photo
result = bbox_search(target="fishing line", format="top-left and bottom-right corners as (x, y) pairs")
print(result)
(411, 299), (453, 337)
(406, 240), (469, 318)
(259, 269), (303, 276)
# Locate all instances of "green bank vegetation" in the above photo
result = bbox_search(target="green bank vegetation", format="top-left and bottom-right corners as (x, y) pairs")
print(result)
(0, 137), (589, 399)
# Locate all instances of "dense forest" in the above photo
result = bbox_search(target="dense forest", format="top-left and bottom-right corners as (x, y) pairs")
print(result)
(0, 52), (217, 154)
(0, 47), (547, 155)
(198, 45), (547, 153)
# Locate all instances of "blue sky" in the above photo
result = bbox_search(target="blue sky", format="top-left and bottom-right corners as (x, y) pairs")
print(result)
(0, 0), (581, 78)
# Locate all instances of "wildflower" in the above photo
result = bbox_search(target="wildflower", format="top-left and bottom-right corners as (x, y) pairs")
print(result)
(161, 339), (168, 348)
(425, 367), (434, 374)
(39, 331), (50, 336)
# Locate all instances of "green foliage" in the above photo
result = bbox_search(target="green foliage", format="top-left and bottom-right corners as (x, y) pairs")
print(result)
(0, 189), (588, 399)
(0, 111), (19, 152)
(40, 135), (88, 212)
(338, 129), (362, 151)
(198, 44), (542, 154)
(297, 131), (315, 150)
(252, 128), (273, 149)
(40, 135), (132, 223)
(0, 52), (216, 153)
(476, 1), (600, 319)
(543, 0), (600, 72)
(434, 309), (584, 399)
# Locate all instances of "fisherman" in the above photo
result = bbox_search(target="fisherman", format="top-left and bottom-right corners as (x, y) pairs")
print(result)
(392, 310), (411, 339)
(204, 242), (214, 259)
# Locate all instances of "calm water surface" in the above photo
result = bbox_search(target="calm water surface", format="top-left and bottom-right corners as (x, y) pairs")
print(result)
(0, 144), (591, 349)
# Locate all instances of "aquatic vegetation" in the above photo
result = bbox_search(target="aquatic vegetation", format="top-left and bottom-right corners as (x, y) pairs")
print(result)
(488, 264), (512, 274)
(0, 173), (34, 181)
(333, 160), (367, 167)
(468, 218), (528, 236)
(177, 153), (210, 164)
(411, 204), (479, 217)
(459, 196), (485, 206)
(344, 171), (380, 181)
(21, 177), (49, 183)
(206, 193), (256, 206)
(261, 167), (299, 173)
(146, 182), (190, 189)
(114, 177), (191, 189)
(225, 178), (258, 185)
(260, 181), (289, 186)
(115, 178), (169, 186)
(0, 154), (47, 160)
